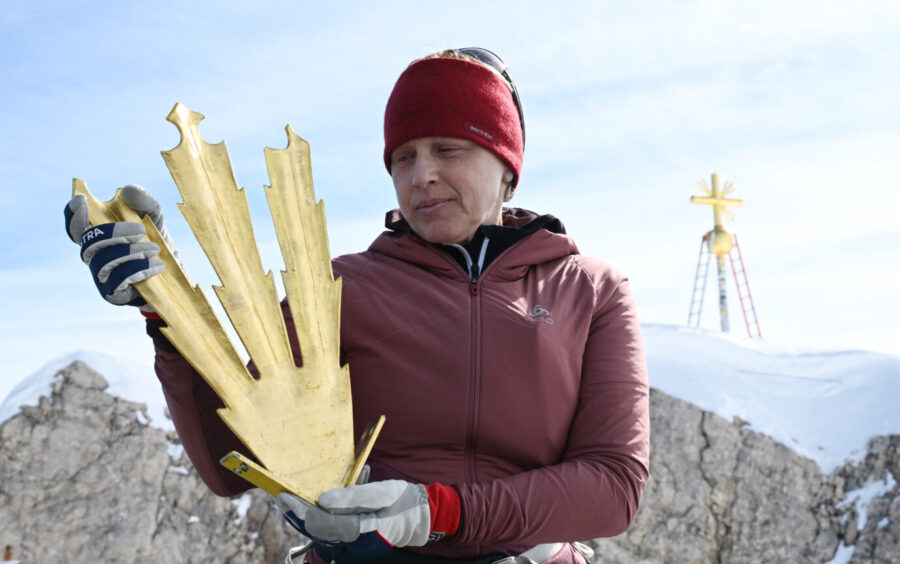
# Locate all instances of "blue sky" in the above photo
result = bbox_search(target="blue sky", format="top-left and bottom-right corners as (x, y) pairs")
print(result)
(2, 1), (899, 399)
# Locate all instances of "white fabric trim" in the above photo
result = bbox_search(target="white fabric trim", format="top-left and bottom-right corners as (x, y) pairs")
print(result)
(519, 543), (564, 562)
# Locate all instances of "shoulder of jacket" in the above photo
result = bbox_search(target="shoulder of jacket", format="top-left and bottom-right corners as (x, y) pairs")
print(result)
(333, 249), (380, 280)
(566, 254), (627, 287)
(562, 254), (634, 317)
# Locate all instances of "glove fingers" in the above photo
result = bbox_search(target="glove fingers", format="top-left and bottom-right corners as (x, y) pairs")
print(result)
(119, 185), (184, 267)
(108, 256), (164, 292)
(280, 509), (312, 537)
(103, 261), (163, 305)
(108, 286), (143, 307)
(89, 242), (161, 283)
(276, 492), (315, 520)
(94, 253), (163, 305)
(277, 493), (361, 543)
(305, 508), (361, 543)
(121, 184), (163, 230)
(318, 480), (409, 514)
(80, 222), (148, 263)
(64, 194), (90, 243)
(277, 486), (428, 550)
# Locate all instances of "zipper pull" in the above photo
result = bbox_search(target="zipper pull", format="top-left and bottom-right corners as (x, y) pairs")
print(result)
(471, 282), (480, 296)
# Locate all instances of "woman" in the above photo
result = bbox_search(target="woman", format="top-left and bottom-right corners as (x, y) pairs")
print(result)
(65, 48), (650, 564)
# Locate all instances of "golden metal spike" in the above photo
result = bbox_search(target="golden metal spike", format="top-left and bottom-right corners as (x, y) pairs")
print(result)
(71, 179), (251, 405)
(72, 104), (381, 502)
(696, 179), (712, 197)
(722, 208), (736, 224)
(264, 126), (341, 376)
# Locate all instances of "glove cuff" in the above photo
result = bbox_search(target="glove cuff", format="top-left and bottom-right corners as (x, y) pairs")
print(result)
(425, 483), (460, 541)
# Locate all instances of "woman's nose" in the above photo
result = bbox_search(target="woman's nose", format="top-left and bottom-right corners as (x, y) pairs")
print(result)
(411, 154), (439, 188)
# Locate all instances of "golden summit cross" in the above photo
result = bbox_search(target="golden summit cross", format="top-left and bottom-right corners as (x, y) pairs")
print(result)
(691, 172), (743, 232)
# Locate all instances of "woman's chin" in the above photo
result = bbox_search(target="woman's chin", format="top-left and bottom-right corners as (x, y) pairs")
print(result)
(412, 221), (470, 245)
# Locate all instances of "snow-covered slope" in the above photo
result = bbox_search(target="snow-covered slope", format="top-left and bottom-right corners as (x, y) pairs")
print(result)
(644, 323), (900, 472)
(3, 325), (899, 473)
(0, 350), (171, 431)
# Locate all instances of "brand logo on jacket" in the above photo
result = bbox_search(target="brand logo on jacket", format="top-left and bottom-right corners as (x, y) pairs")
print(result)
(526, 304), (553, 324)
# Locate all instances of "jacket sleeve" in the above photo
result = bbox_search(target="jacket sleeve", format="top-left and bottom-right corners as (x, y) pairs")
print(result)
(451, 276), (650, 545)
(146, 318), (255, 497)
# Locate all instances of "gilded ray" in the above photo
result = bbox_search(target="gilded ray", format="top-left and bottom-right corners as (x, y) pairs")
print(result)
(72, 104), (380, 502)
(70, 179), (250, 405)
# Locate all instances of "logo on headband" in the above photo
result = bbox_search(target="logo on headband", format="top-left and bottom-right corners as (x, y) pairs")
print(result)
(464, 121), (498, 145)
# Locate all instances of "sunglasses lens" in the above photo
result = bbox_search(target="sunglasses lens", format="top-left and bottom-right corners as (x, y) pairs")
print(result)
(460, 47), (505, 71)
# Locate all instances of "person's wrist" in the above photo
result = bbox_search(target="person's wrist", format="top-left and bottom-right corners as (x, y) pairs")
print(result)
(139, 307), (160, 319)
(425, 482), (461, 542)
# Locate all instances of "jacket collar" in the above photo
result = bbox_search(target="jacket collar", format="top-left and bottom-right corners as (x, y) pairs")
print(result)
(371, 208), (579, 281)
(382, 207), (566, 236)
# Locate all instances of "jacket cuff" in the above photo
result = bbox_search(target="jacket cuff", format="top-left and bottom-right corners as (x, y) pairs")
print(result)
(426, 482), (461, 541)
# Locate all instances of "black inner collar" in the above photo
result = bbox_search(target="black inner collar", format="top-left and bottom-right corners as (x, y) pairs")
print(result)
(438, 214), (556, 275)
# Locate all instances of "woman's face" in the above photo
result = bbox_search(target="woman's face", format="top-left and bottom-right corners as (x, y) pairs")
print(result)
(390, 137), (509, 245)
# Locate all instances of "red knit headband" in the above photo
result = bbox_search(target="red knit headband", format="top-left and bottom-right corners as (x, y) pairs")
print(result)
(383, 58), (524, 186)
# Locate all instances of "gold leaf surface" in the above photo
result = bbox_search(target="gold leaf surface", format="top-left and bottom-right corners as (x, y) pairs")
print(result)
(72, 104), (370, 502)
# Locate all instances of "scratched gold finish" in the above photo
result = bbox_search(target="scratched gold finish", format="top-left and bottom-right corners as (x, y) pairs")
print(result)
(72, 103), (380, 502)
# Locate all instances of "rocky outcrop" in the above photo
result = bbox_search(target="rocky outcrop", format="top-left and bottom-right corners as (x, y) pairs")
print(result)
(0, 361), (295, 563)
(589, 390), (900, 564)
(589, 390), (841, 563)
(835, 435), (900, 564)
(0, 362), (897, 563)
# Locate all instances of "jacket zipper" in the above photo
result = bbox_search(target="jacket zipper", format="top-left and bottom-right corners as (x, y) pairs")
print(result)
(467, 277), (481, 482)
(448, 238), (489, 482)
(426, 232), (542, 482)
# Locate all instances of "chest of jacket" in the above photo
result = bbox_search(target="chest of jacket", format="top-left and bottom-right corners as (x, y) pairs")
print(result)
(335, 247), (596, 486)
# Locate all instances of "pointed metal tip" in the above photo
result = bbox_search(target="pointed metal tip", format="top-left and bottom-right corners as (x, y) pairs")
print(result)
(282, 124), (310, 149)
(164, 103), (209, 157)
(72, 178), (88, 197)
(166, 103), (205, 130)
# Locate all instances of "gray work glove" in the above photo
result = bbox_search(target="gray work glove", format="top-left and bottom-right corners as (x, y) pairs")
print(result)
(64, 184), (180, 310)
(276, 480), (433, 551)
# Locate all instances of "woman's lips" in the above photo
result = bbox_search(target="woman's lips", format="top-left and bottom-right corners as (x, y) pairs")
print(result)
(416, 199), (452, 214)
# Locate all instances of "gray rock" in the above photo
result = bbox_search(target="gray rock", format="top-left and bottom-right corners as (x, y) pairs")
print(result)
(1, 362), (898, 563)
(587, 390), (862, 564)
(835, 436), (900, 564)
(0, 361), (296, 563)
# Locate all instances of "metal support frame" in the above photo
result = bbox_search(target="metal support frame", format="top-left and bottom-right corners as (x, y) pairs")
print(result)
(688, 231), (712, 327)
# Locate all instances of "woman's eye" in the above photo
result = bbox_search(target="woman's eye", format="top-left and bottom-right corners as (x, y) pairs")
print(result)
(394, 154), (410, 164)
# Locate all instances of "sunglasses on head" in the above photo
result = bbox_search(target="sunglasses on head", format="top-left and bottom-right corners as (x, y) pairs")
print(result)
(458, 47), (526, 148)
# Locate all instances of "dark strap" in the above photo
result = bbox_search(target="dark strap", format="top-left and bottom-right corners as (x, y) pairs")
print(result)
(314, 544), (507, 564)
